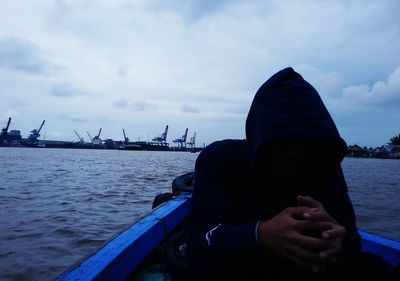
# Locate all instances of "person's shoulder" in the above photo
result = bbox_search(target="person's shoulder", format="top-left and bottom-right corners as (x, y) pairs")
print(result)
(204, 139), (247, 154)
(197, 139), (249, 168)
(195, 139), (249, 184)
(200, 139), (247, 157)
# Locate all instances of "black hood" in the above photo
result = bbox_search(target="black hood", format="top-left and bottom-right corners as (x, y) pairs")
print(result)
(245, 67), (347, 165)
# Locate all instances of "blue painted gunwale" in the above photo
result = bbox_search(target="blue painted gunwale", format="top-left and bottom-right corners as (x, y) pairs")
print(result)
(58, 193), (191, 281)
(359, 230), (400, 268)
(58, 193), (400, 281)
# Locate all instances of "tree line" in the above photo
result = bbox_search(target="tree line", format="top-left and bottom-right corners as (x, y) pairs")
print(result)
(390, 133), (400, 145)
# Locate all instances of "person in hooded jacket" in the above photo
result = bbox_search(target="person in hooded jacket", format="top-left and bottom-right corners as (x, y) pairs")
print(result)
(184, 68), (390, 281)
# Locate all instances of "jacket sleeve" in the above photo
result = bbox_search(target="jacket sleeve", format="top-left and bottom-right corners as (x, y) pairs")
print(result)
(324, 166), (361, 254)
(185, 142), (261, 266)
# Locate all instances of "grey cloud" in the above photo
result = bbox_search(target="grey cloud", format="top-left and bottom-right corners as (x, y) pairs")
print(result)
(145, 0), (234, 21)
(48, 0), (72, 20)
(49, 84), (82, 97)
(68, 117), (88, 123)
(182, 104), (200, 113)
(1, 0), (399, 147)
(113, 98), (129, 108)
(57, 114), (88, 123)
(180, 0), (230, 21)
(112, 99), (156, 111)
(47, 0), (93, 26)
(294, 64), (343, 97)
(117, 68), (127, 77)
(0, 38), (53, 74)
(132, 101), (156, 112)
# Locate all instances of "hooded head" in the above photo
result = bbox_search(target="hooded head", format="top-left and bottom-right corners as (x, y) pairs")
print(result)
(246, 67), (347, 175)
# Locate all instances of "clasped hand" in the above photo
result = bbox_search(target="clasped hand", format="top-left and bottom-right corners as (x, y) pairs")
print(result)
(258, 195), (346, 272)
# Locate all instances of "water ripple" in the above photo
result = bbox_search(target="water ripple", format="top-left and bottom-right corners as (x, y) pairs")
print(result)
(1, 149), (398, 281)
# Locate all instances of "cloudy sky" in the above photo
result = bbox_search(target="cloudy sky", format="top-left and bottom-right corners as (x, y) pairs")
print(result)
(1, 0), (399, 147)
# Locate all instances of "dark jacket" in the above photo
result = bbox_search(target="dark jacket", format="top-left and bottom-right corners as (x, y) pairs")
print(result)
(186, 67), (361, 271)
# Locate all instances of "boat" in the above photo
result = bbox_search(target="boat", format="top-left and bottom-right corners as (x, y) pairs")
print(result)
(58, 173), (400, 281)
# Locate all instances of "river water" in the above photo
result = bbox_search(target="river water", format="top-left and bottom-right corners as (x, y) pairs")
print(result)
(0, 148), (399, 280)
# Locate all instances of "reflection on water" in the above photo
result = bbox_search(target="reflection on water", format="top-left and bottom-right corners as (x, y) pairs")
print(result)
(0, 148), (398, 280)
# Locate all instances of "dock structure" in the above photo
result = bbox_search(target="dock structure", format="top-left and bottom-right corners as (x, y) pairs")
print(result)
(152, 125), (169, 146)
(0, 118), (203, 152)
(187, 132), (196, 149)
(74, 130), (85, 144)
(0, 117), (22, 146)
(123, 129), (130, 144)
(172, 128), (188, 149)
(28, 120), (45, 143)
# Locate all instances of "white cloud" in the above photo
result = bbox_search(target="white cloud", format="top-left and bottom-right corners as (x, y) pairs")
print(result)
(341, 67), (400, 107)
(0, 0), (399, 146)
(294, 64), (343, 98)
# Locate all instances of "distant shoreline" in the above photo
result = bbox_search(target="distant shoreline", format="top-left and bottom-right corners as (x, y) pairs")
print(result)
(346, 144), (400, 160)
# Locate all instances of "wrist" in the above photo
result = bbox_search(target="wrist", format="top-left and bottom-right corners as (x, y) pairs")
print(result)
(257, 220), (271, 249)
(255, 220), (262, 246)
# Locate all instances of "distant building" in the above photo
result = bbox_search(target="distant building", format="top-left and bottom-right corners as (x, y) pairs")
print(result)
(346, 143), (400, 159)
(388, 145), (400, 158)
(347, 144), (365, 157)
(0, 129), (22, 146)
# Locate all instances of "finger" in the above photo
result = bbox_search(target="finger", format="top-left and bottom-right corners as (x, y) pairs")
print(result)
(288, 246), (324, 269)
(293, 233), (335, 251)
(322, 226), (347, 239)
(286, 244), (329, 272)
(276, 242), (316, 270)
(303, 210), (332, 222)
(319, 243), (342, 259)
(297, 195), (323, 209)
(296, 220), (334, 232)
(287, 253), (315, 271)
(303, 208), (340, 226)
(285, 206), (312, 219)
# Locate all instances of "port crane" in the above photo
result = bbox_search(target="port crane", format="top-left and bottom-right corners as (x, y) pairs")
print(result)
(86, 132), (93, 143)
(28, 120), (45, 142)
(1, 117), (11, 137)
(87, 128), (102, 145)
(94, 128), (102, 141)
(152, 125), (168, 145)
(123, 129), (130, 144)
(173, 128), (188, 148)
(187, 132), (196, 149)
(74, 130), (85, 144)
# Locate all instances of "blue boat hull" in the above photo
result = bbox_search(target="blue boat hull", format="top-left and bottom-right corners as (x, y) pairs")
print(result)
(58, 193), (400, 281)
